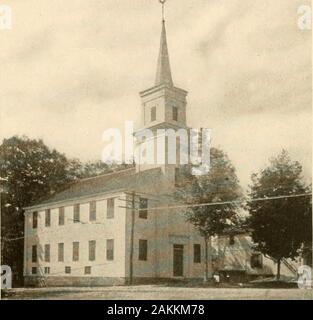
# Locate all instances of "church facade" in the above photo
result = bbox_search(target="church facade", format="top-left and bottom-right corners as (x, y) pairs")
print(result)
(23, 18), (299, 287)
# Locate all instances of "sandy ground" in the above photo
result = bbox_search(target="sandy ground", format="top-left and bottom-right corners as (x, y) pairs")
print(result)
(2, 285), (313, 300)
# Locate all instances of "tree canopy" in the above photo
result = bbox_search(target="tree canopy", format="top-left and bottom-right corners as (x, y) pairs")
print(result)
(246, 150), (312, 278)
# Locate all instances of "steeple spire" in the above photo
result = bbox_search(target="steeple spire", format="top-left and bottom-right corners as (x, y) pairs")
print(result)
(155, 1), (173, 87)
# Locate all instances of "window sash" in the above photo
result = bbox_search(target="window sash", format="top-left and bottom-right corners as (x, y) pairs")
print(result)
(85, 266), (91, 275)
(32, 212), (38, 229)
(45, 209), (51, 227)
(58, 243), (64, 262)
(89, 240), (96, 261)
(32, 245), (37, 263)
(65, 266), (71, 274)
(89, 201), (97, 221)
(139, 239), (148, 261)
(139, 198), (148, 219)
(193, 244), (201, 263)
(106, 239), (114, 261)
(73, 204), (80, 223)
(107, 198), (115, 219)
(59, 207), (65, 225)
(173, 106), (178, 121)
(44, 244), (50, 262)
(73, 242), (79, 261)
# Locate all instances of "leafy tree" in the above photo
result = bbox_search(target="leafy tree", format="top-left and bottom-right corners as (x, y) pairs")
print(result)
(247, 150), (312, 279)
(175, 148), (242, 281)
(0, 136), (81, 285)
(0, 136), (136, 285)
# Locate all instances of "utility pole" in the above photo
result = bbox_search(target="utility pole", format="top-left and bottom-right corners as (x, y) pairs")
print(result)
(129, 192), (135, 285)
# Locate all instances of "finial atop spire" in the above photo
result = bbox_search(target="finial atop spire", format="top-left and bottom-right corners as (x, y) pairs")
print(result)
(159, 0), (166, 21)
(155, 0), (173, 87)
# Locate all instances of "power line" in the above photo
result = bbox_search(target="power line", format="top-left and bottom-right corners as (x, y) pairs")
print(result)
(120, 192), (312, 212)
(1, 192), (311, 242)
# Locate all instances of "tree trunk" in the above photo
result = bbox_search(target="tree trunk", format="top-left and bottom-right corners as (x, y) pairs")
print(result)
(277, 258), (281, 280)
(204, 237), (209, 283)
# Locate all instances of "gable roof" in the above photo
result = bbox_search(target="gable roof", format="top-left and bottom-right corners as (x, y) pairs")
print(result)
(25, 167), (166, 210)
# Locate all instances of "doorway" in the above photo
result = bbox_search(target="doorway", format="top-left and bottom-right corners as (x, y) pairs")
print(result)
(173, 244), (184, 277)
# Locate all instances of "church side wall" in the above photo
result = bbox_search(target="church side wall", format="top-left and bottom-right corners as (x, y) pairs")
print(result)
(24, 193), (128, 287)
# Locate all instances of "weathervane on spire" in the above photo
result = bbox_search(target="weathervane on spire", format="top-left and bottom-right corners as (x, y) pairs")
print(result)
(159, 0), (167, 21)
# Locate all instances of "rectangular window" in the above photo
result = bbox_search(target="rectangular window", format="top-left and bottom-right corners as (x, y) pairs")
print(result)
(139, 239), (148, 261)
(139, 198), (148, 219)
(32, 267), (37, 275)
(173, 106), (178, 121)
(73, 204), (80, 223)
(89, 201), (97, 221)
(106, 239), (114, 261)
(73, 242), (79, 262)
(193, 244), (201, 263)
(45, 209), (51, 227)
(44, 244), (50, 262)
(251, 253), (263, 269)
(59, 207), (65, 225)
(89, 240), (96, 261)
(151, 106), (156, 122)
(107, 198), (115, 219)
(85, 266), (91, 275)
(32, 245), (37, 263)
(58, 243), (64, 262)
(32, 211), (38, 229)
(65, 266), (71, 274)
(44, 267), (50, 274)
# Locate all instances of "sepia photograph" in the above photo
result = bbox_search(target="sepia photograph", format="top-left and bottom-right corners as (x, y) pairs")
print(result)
(0, 0), (312, 305)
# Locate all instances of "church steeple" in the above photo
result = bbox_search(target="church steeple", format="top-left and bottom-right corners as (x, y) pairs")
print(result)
(155, 19), (173, 87)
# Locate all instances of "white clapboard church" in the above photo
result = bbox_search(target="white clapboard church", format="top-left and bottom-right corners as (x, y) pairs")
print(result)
(24, 11), (299, 286)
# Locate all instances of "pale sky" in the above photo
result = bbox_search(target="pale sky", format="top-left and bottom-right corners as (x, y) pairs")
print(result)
(0, 0), (312, 189)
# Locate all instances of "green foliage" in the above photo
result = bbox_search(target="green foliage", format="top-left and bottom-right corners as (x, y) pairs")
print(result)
(0, 136), (83, 284)
(247, 150), (312, 265)
(175, 148), (243, 239)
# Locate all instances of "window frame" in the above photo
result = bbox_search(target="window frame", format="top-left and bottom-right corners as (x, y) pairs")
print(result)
(193, 244), (201, 263)
(106, 239), (114, 261)
(32, 211), (38, 229)
(73, 204), (80, 223)
(139, 239), (148, 261)
(139, 198), (148, 219)
(44, 244), (50, 262)
(84, 266), (91, 275)
(89, 201), (97, 221)
(58, 243), (64, 262)
(45, 209), (51, 227)
(107, 198), (115, 219)
(65, 266), (71, 274)
(73, 241), (79, 262)
(32, 245), (37, 263)
(172, 106), (178, 121)
(89, 240), (96, 261)
(59, 207), (65, 226)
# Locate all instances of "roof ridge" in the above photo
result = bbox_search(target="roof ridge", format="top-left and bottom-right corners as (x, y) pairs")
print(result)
(78, 166), (136, 183)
